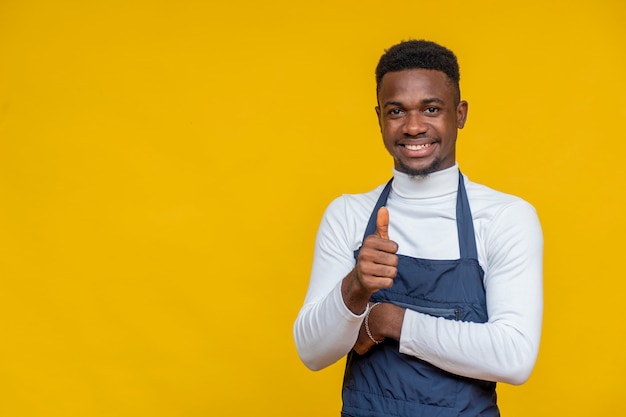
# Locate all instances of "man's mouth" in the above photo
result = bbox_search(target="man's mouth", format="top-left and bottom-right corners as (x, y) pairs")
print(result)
(403, 143), (432, 151)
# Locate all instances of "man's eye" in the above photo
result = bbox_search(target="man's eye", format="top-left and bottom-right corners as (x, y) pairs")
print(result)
(389, 108), (403, 116)
(425, 106), (439, 114)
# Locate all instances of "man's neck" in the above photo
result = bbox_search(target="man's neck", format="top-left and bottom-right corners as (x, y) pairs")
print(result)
(391, 164), (459, 199)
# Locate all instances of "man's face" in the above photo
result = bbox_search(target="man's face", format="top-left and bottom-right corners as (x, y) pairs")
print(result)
(376, 69), (468, 177)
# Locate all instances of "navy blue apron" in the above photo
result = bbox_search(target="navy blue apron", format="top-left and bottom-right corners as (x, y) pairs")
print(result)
(342, 173), (499, 417)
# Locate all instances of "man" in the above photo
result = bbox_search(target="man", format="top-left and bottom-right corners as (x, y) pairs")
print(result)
(293, 40), (543, 417)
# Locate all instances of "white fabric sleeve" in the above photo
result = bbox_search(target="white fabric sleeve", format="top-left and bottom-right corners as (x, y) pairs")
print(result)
(293, 197), (365, 371)
(399, 200), (543, 385)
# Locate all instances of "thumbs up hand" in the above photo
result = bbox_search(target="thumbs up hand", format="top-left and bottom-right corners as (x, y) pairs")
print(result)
(342, 206), (399, 316)
(353, 207), (399, 293)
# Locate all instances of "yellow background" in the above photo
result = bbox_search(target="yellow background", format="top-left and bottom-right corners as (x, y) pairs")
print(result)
(1, 0), (625, 415)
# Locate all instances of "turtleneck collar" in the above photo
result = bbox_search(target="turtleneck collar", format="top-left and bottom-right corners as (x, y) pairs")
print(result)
(391, 164), (459, 199)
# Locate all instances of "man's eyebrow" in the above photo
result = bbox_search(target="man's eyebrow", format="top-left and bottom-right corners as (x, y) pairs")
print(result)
(382, 100), (403, 108)
(421, 97), (445, 105)
(382, 97), (446, 107)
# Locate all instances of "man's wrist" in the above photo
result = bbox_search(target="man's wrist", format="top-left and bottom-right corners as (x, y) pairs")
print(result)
(341, 269), (371, 315)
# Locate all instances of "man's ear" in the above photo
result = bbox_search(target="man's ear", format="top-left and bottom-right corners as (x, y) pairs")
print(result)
(375, 106), (382, 131)
(456, 100), (468, 129)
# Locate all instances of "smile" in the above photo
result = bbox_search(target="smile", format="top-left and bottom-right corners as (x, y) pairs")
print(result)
(404, 143), (432, 151)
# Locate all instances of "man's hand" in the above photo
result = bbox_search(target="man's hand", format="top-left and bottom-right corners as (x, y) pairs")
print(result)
(342, 207), (399, 314)
(353, 302), (405, 355)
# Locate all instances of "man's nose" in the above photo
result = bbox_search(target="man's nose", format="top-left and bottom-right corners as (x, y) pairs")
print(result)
(403, 113), (428, 136)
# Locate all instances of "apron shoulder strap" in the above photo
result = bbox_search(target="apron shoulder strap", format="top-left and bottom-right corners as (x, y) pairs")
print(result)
(456, 172), (479, 259)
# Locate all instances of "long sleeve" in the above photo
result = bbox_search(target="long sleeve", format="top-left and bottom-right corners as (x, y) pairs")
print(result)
(293, 194), (377, 370)
(399, 200), (543, 384)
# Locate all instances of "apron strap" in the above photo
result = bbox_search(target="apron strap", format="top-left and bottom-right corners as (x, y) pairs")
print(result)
(456, 172), (479, 259)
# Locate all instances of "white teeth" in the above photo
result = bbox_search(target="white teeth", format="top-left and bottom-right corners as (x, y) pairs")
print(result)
(405, 143), (430, 151)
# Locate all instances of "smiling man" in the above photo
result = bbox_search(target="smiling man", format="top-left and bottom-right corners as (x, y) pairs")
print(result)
(377, 67), (466, 177)
(294, 40), (543, 417)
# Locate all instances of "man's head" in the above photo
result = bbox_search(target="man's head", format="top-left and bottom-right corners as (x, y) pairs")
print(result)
(375, 40), (461, 103)
(375, 40), (468, 177)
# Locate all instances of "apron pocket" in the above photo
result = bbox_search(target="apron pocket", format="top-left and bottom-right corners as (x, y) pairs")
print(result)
(390, 301), (460, 320)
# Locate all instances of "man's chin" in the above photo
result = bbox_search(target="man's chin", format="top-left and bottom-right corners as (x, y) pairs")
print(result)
(396, 158), (441, 179)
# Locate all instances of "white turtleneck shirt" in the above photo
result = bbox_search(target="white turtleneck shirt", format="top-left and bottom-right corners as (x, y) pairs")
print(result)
(294, 164), (543, 385)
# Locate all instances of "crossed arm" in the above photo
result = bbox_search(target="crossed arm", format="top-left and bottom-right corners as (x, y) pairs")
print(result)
(294, 200), (543, 385)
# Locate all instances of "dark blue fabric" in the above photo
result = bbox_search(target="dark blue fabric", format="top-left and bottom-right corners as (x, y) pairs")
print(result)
(343, 173), (499, 417)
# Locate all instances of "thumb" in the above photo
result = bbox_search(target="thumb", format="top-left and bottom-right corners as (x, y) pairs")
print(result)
(375, 207), (389, 240)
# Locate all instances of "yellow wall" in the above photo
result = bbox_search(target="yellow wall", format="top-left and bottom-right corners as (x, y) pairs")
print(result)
(1, 0), (625, 415)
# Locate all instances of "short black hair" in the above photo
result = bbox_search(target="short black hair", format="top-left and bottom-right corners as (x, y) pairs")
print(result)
(375, 40), (461, 99)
